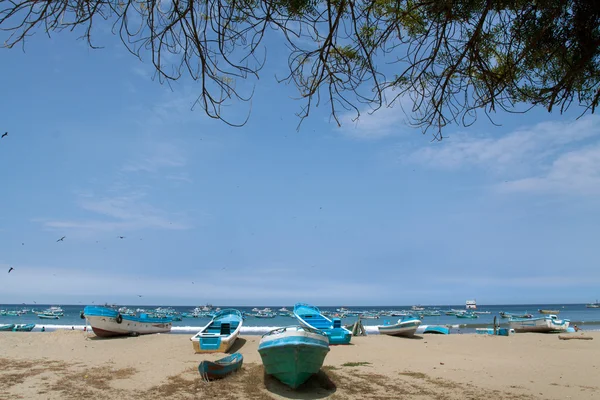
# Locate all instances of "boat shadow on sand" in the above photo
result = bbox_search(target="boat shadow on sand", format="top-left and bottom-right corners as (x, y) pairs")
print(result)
(263, 369), (336, 399)
(227, 337), (247, 353)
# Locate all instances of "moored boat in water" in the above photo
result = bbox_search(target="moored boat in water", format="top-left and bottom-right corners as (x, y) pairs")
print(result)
(294, 303), (352, 345)
(83, 306), (172, 337)
(258, 325), (330, 389)
(198, 353), (243, 381)
(191, 309), (243, 353)
(509, 315), (569, 333)
(539, 309), (559, 314)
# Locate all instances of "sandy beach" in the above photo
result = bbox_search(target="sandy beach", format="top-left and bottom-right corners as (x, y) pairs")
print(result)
(0, 330), (598, 399)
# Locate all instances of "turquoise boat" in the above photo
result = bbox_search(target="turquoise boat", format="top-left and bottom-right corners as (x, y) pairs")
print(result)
(0, 324), (15, 331)
(198, 353), (243, 381)
(293, 303), (352, 345)
(423, 325), (450, 334)
(258, 326), (330, 389)
(455, 312), (478, 319)
(13, 324), (36, 332)
(191, 309), (243, 353)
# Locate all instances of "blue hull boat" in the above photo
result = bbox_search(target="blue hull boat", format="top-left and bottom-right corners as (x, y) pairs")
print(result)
(294, 303), (351, 345)
(198, 353), (243, 381)
(13, 324), (36, 332)
(0, 324), (15, 332)
(191, 309), (243, 353)
(259, 326), (330, 389)
(423, 325), (450, 335)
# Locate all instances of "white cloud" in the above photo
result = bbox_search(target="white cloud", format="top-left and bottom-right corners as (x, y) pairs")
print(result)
(122, 142), (187, 173)
(337, 89), (413, 139)
(39, 191), (190, 235)
(402, 115), (600, 195)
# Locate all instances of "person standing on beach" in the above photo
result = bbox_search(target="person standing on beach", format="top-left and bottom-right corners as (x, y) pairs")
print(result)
(41, 327), (45, 332)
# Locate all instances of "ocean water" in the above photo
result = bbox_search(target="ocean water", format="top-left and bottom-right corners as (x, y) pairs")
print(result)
(1, 304), (599, 334)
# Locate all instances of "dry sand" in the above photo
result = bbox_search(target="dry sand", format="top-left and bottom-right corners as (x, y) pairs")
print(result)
(0, 330), (599, 399)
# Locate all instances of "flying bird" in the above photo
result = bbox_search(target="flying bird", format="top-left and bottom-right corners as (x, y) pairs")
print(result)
(137, 294), (142, 297)
(118, 236), (126, 239)
(1, 132), (7, 139)
(57, 236), (66, 242)
(8, 267), (14, 273)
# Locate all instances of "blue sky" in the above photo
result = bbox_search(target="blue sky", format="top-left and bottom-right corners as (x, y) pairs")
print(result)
(1, 25), (599, 306)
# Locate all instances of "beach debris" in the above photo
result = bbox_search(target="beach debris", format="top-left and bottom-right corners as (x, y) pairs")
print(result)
(1, 132), (7, 139)
(57, 236), (66, 242)
(558, 335), (593, 340)
(8, 267), (14, 273)
(350, 319), (367, 336)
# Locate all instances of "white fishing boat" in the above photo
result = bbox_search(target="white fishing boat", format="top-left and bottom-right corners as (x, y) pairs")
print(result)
(377, 315), (421, 337)
(83, 306), (172, 337)
(191, 309), (243, 353)
(509, 315), (569, 333)
(466, 300), (477, 309)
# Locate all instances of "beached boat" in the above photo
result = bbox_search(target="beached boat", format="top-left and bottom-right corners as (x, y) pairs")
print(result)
(509, 315), (570, 333)
(258, 326), (330, 389)
(422, 325), (450, 335)
(198, 353), (243, 381)
(377, 315), (421, 337)
(475, 327), (515, 336)
(191, 309), (243, 353)
(538, 309), (559, 314)
(0, 324), (15, 331)
(12, 324), (36, 332)
(83, 306), (172, 337)
(294, 303), (352, 345)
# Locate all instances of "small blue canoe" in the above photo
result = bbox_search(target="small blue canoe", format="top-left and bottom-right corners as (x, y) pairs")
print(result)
(198, 353), (243, 381)
(423, 325), (450, 335)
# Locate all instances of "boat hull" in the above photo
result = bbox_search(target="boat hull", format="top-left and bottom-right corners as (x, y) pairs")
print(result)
(378, 318), (421, 337)
(0, 324), (15, 331)
(509, 316), (569, 333)
(259, 327), (330, 389)
(83, 306), (172, 337)
(198, 353), (243, 381)
(294, 303), (352, 345)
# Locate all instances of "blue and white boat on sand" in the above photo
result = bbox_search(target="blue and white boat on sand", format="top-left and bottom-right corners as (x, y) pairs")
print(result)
(258, 326), (330, 389)
(0, 324), (15, 331)
(509, 315), (570, 333)
(294, 303), (352, 345)
(191, 309), (243, 353)
(83, 306), (172, 337)
(377, 315), (421, 337)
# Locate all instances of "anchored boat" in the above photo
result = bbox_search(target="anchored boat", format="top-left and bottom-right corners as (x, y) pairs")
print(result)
(258, 326), (330, 389)
(83, 306), (172, 337)
(191, 309), (243, 353)
(294, 303), (351, 345)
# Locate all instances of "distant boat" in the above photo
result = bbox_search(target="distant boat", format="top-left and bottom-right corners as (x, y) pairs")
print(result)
(466, 299), (477, 309)
(539, 309), (559, 314)
(423, 325), (450, 335)
(411, 305), (425, 311)
(509, 315), (570, 333)
(456, 312), (478, 319)
(83, 306), (172, 337)
(13, 324), (36, 332)
(474, 311), (491, 315)
(294, 303), (352, 345)
(255, 312), (276, 318)
(0, 324), (15, 331)
(476, 327), (515, 336)
(586, 300), (600, 308)
(258, 326), (330, 389)
(198, 353), (243, 381)
(377, 315), (421, 337)
(38, 313), (60, 319)
(191, 309), (243, 353)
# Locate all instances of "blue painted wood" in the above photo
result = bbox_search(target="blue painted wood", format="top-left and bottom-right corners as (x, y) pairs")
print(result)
(198, 353), (243, 381)
(293, 303), (352, 345)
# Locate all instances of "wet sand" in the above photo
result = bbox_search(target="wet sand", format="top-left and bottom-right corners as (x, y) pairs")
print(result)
(0, 330), (598, 399)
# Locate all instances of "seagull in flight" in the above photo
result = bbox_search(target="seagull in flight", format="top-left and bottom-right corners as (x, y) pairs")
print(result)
(137, 294), (143, 297)
(8, 267), (14, 273)
(118, 236), (125, 239)
(1, 132), (7, 139)
(57, 236), (66, 242)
